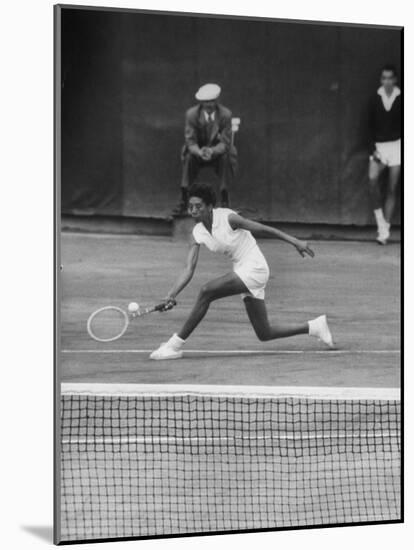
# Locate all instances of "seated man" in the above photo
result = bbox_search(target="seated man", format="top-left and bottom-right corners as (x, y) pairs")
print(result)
(175, 83), (237, 213)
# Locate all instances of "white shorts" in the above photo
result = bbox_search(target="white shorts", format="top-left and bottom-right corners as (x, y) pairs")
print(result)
(233, 248), (270, 300)
(374, 139), (401, 167)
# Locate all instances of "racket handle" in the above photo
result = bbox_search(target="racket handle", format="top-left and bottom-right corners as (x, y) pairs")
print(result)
(154, 299), (177, 312)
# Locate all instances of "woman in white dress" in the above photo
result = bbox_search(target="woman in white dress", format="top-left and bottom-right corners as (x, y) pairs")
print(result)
(150, 183), (333, 360)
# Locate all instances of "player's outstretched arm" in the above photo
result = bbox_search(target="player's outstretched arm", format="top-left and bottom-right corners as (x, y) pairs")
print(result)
(228, 213), (314, 258)
(163, 240), (200, 303)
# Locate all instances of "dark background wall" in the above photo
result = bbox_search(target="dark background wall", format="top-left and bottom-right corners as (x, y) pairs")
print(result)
(61, 9), (401, 225)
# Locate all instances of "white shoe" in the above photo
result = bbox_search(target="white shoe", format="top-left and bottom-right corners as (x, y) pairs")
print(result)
(376, 223), (390, 245)
(149, 334), (184, 360)
(308, 315), (334, 348)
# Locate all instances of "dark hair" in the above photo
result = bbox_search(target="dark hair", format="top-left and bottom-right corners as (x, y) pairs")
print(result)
(381, 64), (397, 77)
(188, 182), (217, 206)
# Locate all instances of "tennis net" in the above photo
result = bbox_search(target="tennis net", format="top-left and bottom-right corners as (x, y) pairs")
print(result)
(59, 383), (401, 542)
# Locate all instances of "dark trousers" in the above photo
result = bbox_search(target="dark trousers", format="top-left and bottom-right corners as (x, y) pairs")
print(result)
(181, 152), (234, 190)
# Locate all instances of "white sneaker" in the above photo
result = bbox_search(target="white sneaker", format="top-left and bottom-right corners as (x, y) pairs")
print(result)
(376, 223), (390, 245)
(308, 315), (334, 348)
(149, 334), (184, 360)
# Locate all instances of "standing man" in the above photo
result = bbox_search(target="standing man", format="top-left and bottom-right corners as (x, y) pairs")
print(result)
(175, 83), (237, 214)
(367, 65), (401, 245)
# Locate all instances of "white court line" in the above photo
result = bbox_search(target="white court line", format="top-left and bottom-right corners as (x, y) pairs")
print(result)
(61, 349), (400, 355)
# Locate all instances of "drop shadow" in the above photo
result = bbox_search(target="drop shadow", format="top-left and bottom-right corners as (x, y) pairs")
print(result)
(21, 525), (53, 543)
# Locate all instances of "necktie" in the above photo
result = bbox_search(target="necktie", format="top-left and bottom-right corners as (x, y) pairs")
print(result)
(206, 114), (214, 141)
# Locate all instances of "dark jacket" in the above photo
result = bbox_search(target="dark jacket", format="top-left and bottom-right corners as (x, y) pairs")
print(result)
(182, 104), (237, 163)
(368, 91), (401, 145)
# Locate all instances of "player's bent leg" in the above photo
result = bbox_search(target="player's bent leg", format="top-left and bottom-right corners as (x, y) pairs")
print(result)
(150, 272), (249, 360)
(368, 159), (386, 207)
(368, 159), (389, 244)
(368, 156), (386, 187)
(384, 165), (400, 228)
(243, 297), (308, 341)
(243, 297), (334, 348)
(178, 272), (249, 340)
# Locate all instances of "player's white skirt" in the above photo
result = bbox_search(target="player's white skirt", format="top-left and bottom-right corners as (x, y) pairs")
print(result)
(374, 139), (401, 167)
(233, 246), (270, 300)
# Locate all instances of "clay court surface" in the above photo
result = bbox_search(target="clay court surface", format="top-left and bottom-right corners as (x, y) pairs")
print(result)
(60, 232), (400, 388)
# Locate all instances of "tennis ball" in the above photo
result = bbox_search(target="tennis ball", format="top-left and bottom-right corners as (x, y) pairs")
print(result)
(128, 302), (140, 314)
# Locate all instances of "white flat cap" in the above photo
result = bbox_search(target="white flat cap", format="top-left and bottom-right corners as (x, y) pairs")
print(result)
(195, 83), (221, 101)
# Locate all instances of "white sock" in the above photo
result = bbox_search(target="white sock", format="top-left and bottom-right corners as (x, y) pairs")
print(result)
(374, 208), (386, 229)
(168, 333), (185, 349)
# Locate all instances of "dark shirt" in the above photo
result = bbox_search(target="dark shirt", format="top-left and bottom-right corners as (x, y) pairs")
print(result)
(368, 89), (401, 144)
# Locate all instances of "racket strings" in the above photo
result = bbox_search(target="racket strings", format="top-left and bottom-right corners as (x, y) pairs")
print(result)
(87, 307), (129, 342)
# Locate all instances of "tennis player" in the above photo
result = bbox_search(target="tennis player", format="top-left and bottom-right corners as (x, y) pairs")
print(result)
(367, 64), (401, 245)
(150, 183), (334, 360)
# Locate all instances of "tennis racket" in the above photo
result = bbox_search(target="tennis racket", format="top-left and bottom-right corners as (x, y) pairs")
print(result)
(86, 300), (176, 342)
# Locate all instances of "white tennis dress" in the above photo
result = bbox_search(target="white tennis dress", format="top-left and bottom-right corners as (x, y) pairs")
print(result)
(192, 208), (270, 299)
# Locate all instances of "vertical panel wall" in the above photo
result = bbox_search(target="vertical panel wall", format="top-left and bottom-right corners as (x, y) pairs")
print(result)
(61, 9), (123, 215)
(267, 23), (341, 223)
(122, 13), (199, 217)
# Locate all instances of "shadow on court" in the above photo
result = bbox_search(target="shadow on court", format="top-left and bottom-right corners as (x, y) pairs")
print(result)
(60, 233), (400, 388)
